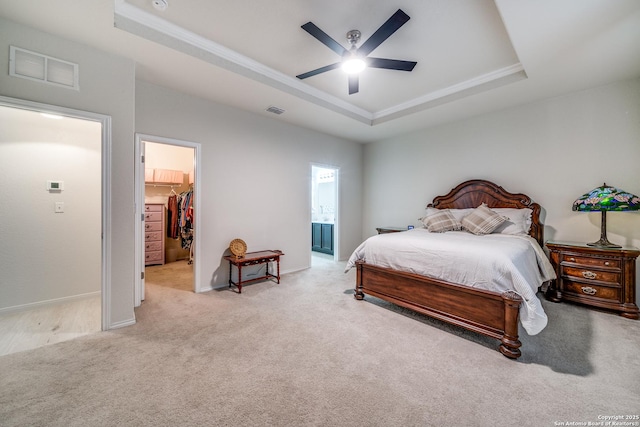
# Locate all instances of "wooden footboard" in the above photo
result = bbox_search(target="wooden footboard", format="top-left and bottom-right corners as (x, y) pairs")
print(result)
(354, 260), (523, 359)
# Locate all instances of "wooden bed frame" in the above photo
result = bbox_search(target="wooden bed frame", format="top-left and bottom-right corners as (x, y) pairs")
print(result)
(354, 179), (544, 359)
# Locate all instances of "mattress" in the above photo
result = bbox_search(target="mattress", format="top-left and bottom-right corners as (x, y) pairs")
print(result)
(346, 228), (556, 335)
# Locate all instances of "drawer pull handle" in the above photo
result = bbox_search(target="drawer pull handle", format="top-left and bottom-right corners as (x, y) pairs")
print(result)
(568, 257), (575, 262)
(582, 271), (597, 279)
(581, 286), (597, 296)
(604, 261), (610, 266)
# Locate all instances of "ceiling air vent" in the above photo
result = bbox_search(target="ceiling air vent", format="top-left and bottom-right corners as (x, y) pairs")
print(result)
(265, 105), (285, 115)
(9, 46), (79, 90)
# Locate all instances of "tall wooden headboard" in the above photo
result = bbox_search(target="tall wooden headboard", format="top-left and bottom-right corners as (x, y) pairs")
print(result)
(427, 179), (543, 246)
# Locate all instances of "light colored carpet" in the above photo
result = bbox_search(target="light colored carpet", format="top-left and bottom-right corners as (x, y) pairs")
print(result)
(1, 256), (638, 426)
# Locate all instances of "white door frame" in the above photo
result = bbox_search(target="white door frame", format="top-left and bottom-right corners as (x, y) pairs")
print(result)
(134, 133), (201, 306)
(310, 163), (339, 261)
(0, 95), (112, 330)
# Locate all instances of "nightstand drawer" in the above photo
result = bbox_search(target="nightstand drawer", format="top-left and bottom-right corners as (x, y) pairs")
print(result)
(562, 266), (620, 284)
(562, 280), (620, 302)
(561, 254), (620, 269)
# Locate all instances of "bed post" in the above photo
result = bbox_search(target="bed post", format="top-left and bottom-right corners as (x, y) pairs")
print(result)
(354, 261), (365, 300)
(499, 291), (522, 359)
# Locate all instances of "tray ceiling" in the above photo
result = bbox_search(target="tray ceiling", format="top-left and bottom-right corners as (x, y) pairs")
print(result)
(1, 0), (639, 142)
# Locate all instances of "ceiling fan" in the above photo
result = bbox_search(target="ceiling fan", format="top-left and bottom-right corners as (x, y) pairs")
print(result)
(296, 9), (417, 95)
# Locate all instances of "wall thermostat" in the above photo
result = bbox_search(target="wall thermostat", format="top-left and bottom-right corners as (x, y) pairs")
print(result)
(47, 180), (64, 191)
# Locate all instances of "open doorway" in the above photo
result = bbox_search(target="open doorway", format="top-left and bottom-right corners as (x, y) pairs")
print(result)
(0, 97), (108, 355)
(134, 134), (201, 306)
(311, 164), (338, 265)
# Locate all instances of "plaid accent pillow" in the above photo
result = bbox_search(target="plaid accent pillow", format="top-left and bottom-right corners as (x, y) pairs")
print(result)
(461, 203), (507, 235)
(421, 209), (462, 232)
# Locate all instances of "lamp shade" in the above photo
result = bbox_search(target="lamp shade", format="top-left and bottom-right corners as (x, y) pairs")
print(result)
(573, 184), (640, 212)
(572, 183), (640, 248)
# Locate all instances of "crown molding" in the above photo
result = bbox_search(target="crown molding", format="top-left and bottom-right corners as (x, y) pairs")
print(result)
(113, 1), (527, 126)
(114, 0), (373, 124)
(373, 63), (527, 124)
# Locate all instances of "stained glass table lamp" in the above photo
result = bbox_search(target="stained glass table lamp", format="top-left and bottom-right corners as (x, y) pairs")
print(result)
(572, 183), (640, 248)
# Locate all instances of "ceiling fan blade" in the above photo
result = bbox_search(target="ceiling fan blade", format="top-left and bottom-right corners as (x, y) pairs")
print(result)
(357, 9), (410, 57)
(367, 57), (417, 72)
(301, 22), (348, 57)
(348, 74), (359, 95)
(296, 62), (341, 80)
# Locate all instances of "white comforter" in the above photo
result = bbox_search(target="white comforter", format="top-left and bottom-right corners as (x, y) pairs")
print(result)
(346, 228), (556, 335)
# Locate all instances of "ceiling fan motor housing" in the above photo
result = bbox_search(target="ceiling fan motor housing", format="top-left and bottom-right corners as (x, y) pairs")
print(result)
(346, 30), (361, 46)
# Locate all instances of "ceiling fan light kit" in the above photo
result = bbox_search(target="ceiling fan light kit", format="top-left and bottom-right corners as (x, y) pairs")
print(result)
(297, 9), (417, 95)
(342, 56), (366, 74)
(342, 30), (366, 74)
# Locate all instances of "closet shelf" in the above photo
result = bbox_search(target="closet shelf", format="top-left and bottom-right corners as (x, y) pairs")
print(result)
(145, 168), (184, 185)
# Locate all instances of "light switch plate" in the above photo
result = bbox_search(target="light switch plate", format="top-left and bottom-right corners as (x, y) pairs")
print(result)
(55, 202), (64, 213)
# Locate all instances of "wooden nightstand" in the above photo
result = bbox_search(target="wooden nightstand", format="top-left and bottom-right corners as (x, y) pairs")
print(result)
(376, 227), (408, 234)
(546, 241), (640, 319)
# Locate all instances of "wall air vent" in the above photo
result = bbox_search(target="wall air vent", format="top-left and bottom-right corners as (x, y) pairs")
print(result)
(9, 46), (79, 90)
(265, 105), (285, 115)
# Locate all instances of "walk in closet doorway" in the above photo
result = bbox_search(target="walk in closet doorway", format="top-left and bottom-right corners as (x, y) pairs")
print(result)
(134, 135), (201, 306)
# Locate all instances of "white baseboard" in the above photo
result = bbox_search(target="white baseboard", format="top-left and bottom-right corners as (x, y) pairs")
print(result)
(0, 291), (101, 315)
(107, 317), (136, 330)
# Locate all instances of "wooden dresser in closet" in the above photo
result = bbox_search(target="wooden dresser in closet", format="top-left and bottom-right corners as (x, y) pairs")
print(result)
(144, 203), (165, 265)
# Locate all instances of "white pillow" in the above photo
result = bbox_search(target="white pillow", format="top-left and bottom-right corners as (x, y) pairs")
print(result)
(492, 208), (533, 235)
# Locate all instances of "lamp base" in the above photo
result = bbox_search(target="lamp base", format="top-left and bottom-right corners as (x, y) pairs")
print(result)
(587, 238), (621, 249)
(586, 210), (622, 248)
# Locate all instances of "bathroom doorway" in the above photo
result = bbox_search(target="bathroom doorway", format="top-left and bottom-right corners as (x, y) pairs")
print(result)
(311, 165), (338, 262)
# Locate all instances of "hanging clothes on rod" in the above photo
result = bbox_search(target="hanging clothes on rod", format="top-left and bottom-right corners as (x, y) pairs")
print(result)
(167, 192), (179, 239)
(178, 189), (194, 252)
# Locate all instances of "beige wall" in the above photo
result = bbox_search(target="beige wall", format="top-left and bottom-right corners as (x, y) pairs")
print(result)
(363, 78), (640, 288)
(0, 107), (101, 310)
(144, 142), (194, 173)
